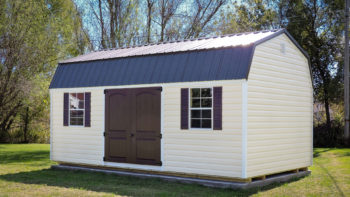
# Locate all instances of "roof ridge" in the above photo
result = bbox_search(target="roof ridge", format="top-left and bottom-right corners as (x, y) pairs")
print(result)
(93, 28), (283, 52)
(60, 28), (285, 64)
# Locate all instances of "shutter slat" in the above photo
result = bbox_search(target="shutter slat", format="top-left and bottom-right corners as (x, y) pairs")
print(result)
(213, 87), (222, 130)
(85, 92), (91, 127)
(63, 93), (69, 126)
(181, 88), (189, 129)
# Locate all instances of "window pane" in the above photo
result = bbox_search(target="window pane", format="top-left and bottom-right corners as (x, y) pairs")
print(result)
(191, 110), (201, 118)
(70, 118), (77, 125)
(77, 93), (84, 100)
(202, 110), (211, 118)
(70, 93), (84, 109)
(70, 110), (84, 118)
(78, 100), (84, 109)
(201, 98), (212, 107)
(70, 117), (83, 125)
(191, 88), (200, 97)
(76, 117), (83, 125)
(191, 119), (201, 128)
(201, 88), (211, 97)
(191, 99), (200, 108)
(69, 93), (78, 109)
(202, 119), (211, 128)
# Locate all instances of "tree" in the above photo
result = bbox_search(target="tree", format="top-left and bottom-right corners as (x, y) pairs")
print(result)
(213, 0), (278, 34)
(157, 0), (183, 42)
(0, 0), (89, 142)
(279, 0), (344, 132)
(185, 0), (227, 38)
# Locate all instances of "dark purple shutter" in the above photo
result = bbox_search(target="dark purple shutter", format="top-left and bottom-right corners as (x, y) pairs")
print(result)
(213, 87), (222, 130)
(63, 93), (69, 126)
(85, 92), (91, 127)
(181, 88), (189, 129)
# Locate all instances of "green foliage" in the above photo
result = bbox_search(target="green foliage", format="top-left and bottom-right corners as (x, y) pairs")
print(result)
(0, 0), (89, 143)
(213, 0), (278, 34)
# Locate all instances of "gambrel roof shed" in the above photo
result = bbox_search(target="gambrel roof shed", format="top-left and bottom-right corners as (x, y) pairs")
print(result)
(50, 29), (310, 89)
(49, 29), (313, 187)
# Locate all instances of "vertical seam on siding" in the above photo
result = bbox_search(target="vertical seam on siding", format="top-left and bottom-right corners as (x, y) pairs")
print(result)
(242, 80), (248, 178)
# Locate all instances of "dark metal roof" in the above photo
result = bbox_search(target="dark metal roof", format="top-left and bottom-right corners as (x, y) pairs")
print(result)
(50, 29), (311, 89)
(50, 45), (254, 88)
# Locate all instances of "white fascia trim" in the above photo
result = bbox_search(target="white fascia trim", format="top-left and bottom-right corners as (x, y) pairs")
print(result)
(49, 79), (245, 92)
(241, 80), (248, 178)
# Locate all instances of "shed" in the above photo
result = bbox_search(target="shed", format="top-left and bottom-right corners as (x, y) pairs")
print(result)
(49, 29), (313, 183)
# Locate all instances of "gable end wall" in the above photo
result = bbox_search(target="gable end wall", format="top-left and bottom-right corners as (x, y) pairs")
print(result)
(246, 34), (313, 178)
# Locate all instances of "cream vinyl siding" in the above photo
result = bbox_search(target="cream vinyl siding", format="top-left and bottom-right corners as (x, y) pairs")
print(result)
(163, 81), (243, 178)
(246, 34), (313, 178)
(50, 80), (243, 178)
(51, 89), (104, 165)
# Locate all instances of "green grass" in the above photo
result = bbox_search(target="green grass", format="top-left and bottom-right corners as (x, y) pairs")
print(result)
(0, 144), (349, 197)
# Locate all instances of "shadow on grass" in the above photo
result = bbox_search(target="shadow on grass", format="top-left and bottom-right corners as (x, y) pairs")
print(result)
(313, 148), (332, 158)
(314, 160), (345, 197)
(335, 151), (350, 157)
(0, 167), (308, 197)
(0, 150), (49, 164)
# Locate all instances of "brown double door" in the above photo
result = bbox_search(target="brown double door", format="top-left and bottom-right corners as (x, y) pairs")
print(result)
(104, 87), (162, 166)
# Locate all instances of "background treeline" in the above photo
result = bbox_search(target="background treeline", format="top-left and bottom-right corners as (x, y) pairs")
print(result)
(0, 0), (346, 147)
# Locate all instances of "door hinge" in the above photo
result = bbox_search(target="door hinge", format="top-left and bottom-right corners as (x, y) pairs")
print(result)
(103, 132), (106, 136)
(159, 134), (162, 139)
(159, 161), (163, 165)
(104, 89), (108, 94)
(157, 87), (163, 91)
(103, 157), (107, 161)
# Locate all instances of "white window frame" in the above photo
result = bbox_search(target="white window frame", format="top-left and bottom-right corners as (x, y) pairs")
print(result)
(68, 92), (85, 127)
(189, 87), (213, 130)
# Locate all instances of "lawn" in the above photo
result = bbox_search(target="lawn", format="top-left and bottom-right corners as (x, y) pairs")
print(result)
(0, 144), (349, 197)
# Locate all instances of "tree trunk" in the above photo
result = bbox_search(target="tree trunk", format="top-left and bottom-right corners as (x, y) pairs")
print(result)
(23, 106), (29, 143)
(98, 0), (106, 49)
(323, 85), (332, 142)
(108, 0), (116, 48)
(146, 0), (153, 43)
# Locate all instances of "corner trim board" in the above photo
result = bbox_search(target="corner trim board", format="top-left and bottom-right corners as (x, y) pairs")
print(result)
(49, 90), (53, 160)
(242, 80), (248, 178)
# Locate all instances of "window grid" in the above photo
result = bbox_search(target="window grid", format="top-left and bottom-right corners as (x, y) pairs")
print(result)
(69, 93), (85, 126)
(189, 88), (213, 129)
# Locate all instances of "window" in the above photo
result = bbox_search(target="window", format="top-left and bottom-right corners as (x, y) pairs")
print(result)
(69, 93), (84, 126)
(190, 88), (212, 129)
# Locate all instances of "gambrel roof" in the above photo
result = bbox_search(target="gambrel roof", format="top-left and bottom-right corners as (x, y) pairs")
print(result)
(50, 29), (309, 89)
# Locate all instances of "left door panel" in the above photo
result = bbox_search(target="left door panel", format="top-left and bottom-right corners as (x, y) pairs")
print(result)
(105, 89), (131, 163)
